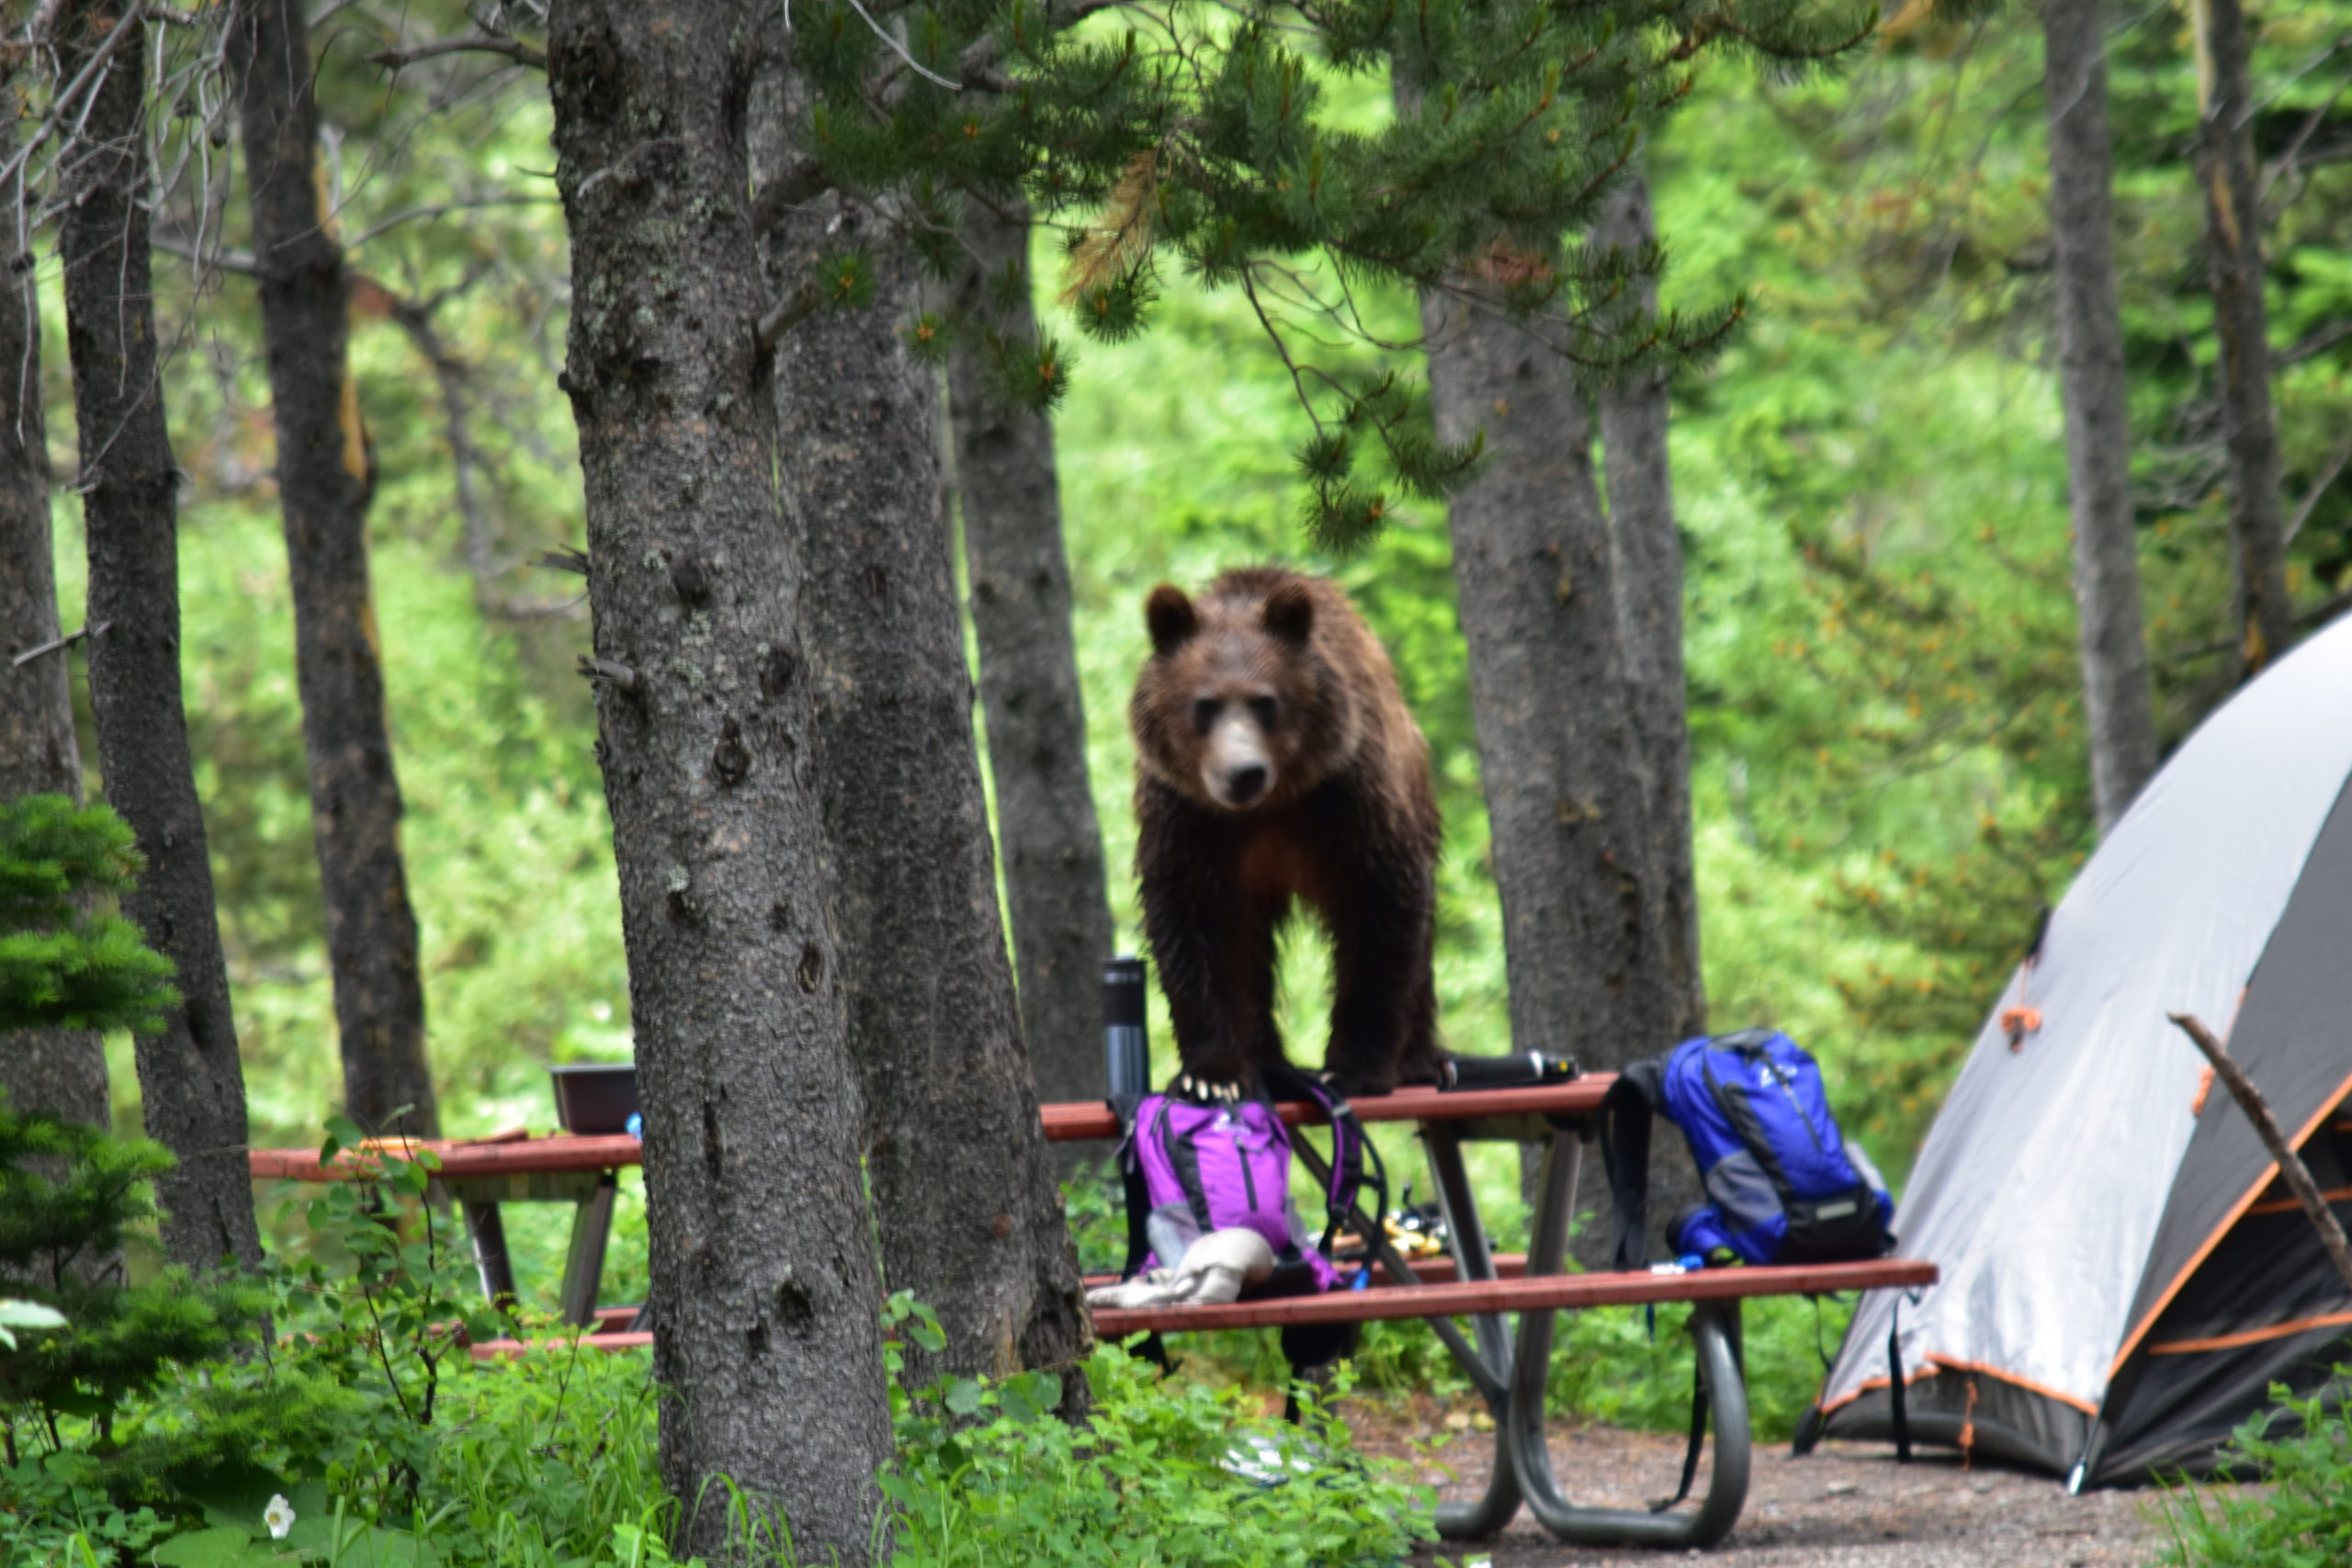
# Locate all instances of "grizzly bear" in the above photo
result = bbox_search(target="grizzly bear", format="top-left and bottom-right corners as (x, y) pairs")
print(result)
(1129, 567), (1442, 1097)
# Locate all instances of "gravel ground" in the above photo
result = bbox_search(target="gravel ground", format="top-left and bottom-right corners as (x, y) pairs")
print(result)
(1341, 1399), (2177, 1567)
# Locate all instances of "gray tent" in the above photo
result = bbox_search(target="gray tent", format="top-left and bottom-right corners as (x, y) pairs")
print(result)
(1808, 613), (2352, 1485)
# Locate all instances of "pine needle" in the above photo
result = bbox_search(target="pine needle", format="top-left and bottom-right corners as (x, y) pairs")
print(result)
(1060, 149), (1159, 303)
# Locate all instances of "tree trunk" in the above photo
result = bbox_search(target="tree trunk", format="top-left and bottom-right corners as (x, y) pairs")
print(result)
(57, 0), (262, 1271)
(545, 5), (889, 1558)
(2190, 0), (2292, 677)
(1419, 281), (1696, 1266)
(0, 84), (108, 1134)
(227, 0), (436, 1137)
(1592, 171), (1705, 1045)
(946, 195), (1118, 1124)
(759, 104), (1090, 1394)
(2041, 0), (2161, 832)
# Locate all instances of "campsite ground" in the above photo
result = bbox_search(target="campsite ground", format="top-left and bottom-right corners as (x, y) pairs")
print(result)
(1346, 1400), (2173, 1566)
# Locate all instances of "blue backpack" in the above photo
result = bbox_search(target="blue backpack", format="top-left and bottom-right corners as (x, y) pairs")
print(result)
(1602, 1029), (1893, 1269)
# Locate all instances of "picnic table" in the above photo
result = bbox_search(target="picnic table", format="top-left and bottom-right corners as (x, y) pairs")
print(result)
(250, 1076), (1935, 1550)
(250, 1127), (643, 1330)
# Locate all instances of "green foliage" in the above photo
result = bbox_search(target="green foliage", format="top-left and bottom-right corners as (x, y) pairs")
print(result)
(883, 1295), (1434, 1566)
(2155, 1373), (2352, 1567)
(0, 796), (177, 1037)
(799, 0), (1874, 534)
(0, 1103), (268, 1461)
(2, 1129), (699, 1568)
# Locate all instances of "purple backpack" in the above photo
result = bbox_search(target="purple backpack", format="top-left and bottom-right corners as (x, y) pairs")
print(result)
(1117, 1067), (1376, 1296)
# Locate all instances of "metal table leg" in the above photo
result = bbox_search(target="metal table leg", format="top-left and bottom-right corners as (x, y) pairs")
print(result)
(1293, 1132), (1505, 1410)
(463, 1200), (519, 1310)
(1501, 1139), (1752, 1549)
(1422, 1122), (1532, 1540)
(557, 1172), (619, 1328)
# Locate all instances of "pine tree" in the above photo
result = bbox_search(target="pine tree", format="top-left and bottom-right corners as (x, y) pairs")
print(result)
(0, 1105), (265, 1457)
(784, 0), (1871, 540)
(0, 795), (176, 1041)
(0, 796), (260, 1464)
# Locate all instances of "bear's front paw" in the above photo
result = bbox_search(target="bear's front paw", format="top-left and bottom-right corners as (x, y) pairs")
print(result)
(1172, 1070), (1249, 1104)
(1325, 1063), (1398, 1099)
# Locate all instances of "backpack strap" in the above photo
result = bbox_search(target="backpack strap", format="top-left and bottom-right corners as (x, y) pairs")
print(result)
(1115, 1095), (1160, 1282)
(1652, 1358), (1710, 1513)
(1600, 1059), (1668, 1271)
(1261, 1064), (1381, 1263)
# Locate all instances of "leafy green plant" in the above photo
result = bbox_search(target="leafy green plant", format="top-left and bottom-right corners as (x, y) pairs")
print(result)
(2155, 1372), (2352, 1567)
(880, 1294), (1434, 1566)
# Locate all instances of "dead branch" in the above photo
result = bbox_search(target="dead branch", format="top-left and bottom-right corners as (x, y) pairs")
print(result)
(576, 656), (639, 692)
(367, 34), (547, 72)
(153, 229), (262, 276)
(11, 621), (107, 667)
(757, 282), (822, 349)
(537, 547), (590, 576)
(2282, 441), (2352, 548)
(2169, 1011), (2352, 1298)
(0, 1), (149, 195)
(345, 197), (557, 252)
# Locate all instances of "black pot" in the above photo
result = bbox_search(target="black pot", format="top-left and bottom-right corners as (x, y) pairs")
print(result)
(549, 1062), (639, 1134)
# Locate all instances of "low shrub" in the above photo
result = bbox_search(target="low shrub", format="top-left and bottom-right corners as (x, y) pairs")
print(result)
(2155, 1372), (2352, 1568)
(880, 1297), (1434, 1567)
(6, 1124), (1435, 1567)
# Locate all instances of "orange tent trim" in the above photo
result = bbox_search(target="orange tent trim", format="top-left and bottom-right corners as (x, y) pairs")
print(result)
(1812, 1354), (2097, 1419)
(2246, 1185), (2352, 1216)
(2145, 1311), (2352, 1357)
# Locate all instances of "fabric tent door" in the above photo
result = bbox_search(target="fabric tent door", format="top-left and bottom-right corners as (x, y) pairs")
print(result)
(1808, 612), (2352, 1485)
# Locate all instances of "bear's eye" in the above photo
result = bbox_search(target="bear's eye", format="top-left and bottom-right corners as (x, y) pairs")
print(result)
(1248, 695), (1279, 729)
(1191, 697), (1220, 735)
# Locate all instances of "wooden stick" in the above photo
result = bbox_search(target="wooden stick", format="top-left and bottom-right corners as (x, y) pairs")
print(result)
(2170, 1011), (2352, 1296)
(10, 621), (106, 668)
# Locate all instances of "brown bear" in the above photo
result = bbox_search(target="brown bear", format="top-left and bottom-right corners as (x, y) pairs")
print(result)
(1129, 566), (1442, 1096)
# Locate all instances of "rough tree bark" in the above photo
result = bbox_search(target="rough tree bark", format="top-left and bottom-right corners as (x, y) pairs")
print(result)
(2041, 0), (2161, 832)
(1592, 171), (1705, 1044)
(758, 84), (1090, 1394)
(0, 85), (109, 1133)
(2189, 0), (2292, 676)
(228, 0), (436, 1136)
(57, 0), (262, 1270)
(545, 3), (889, 1557)
(946, 196), (1118, 1121)
(1419, 280), (1697, 1265)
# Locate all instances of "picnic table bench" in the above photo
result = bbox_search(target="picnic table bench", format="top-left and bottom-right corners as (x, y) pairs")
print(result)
(250, 1075), (1934, 1550)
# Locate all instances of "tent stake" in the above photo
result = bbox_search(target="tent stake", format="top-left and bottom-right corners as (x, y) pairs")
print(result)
(2169, 1011), (2352, 1296)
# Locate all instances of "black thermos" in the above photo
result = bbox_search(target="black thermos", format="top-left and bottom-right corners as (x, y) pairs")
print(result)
(1102, 955), (1150, 1103)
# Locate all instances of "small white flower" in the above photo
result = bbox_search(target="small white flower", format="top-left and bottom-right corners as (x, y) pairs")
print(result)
(264, 1495), (296, 1540)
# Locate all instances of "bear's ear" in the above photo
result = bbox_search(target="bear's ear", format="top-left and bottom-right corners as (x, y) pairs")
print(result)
(1261, 581), (1315, 645)
(1146, 585), (1198, 657)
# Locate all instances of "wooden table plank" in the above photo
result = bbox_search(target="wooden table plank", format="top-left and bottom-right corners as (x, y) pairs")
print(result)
(1089, 1258), (1939, 1337)
(250, 1134), (646, 1181)
(1040, 1077), (1615, 1143)
(254, 1077), (1620, 1179)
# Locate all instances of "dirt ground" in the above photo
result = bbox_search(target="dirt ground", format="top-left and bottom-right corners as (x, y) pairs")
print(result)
(1341, 1398), (2177, 1568)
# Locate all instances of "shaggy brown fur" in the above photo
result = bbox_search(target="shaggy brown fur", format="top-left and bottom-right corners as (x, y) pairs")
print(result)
(1129, 567), (1442, 1095)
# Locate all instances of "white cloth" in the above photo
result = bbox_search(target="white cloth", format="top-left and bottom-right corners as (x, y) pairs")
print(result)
(1086, 1227), (1276, 1311)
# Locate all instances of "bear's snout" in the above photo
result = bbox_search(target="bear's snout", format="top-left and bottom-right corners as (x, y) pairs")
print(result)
(1204, 711), (1275, 808)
